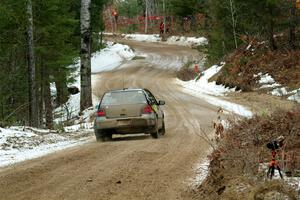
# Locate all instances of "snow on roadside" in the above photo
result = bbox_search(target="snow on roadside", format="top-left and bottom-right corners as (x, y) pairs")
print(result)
(254, 73), (300, 103)
(254, 73), (281, 89)
(256, 73), (275, 84)
(270, 87), (289, 96)
(177, 64), (253, 118)
(288, 89), (300, 103)
(269, 87), (300, 103)
(188, 158), (210, 189)
(1, 42), (136, 167)
(180, 86), (253, 118)
(258, 162), (300, 193)
(54, 42), (136, 123)
(0, 127), (93, 167)
(178, 64), (236, 96)
(120, 33), (208, 47)
(166, 36), (208, 47)
(91, 42), (135, 73)
(123, 33), (161, 43)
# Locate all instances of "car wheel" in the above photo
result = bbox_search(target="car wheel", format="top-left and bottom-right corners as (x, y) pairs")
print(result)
(105, 133), (113, 141)
(160, 121), (166, 135)
(95, 130), (105, 142)
(150, 125), (160, 139)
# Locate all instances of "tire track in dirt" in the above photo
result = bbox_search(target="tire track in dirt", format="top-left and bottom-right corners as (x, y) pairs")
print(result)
(0, 40), (219, 200)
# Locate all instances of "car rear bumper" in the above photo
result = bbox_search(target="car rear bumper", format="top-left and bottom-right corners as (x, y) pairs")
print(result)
(94, 114), (156, 134)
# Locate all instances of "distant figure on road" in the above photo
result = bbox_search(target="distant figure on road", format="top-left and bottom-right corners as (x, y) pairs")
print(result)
(159, 22), (164, 34)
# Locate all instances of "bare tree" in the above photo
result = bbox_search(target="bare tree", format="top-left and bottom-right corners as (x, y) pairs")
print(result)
(44, 74), (53, 129)
(288, 0), (296, 49)
(80, 0), (93, 112)
(229, 0), (238, 49)
(26, 0), (38, 127)
(163, 0), (166, 34)
(268, 4), (277, 50)
(145, 0), (149, 33)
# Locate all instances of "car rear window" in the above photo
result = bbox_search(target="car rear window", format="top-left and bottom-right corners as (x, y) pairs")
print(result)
(101, 91), (147, 105)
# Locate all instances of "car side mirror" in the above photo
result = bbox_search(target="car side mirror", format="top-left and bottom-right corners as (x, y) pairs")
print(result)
(158, 100), (165, 105)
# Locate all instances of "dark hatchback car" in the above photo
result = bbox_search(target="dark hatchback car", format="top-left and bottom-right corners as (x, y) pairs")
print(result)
(94, 88), (165, 141)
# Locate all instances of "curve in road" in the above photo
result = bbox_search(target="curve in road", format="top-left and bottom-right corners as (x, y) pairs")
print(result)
(0, 41), (219, 200)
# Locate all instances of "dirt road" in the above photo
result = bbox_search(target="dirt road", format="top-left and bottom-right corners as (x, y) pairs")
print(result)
(0, 41), (219, 200)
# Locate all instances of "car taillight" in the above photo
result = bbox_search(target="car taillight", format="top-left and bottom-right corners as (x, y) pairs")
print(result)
(97, 110), (106, 117)
(143, 105), (153, 114)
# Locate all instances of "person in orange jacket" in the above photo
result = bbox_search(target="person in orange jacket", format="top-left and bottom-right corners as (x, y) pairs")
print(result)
(159, 22), (164, 34)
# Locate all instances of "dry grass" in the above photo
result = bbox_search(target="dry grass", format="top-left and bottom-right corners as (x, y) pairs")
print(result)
(195, 108), (300, 200)
(214, 32), (300, 92)
(176, 62), (198, 81)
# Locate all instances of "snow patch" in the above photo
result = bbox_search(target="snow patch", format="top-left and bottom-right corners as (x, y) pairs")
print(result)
(91, 42), (135, 73)
(54, 42), (136, 123)
(121, 33), (208, 47)
(180, 86), (253, 118)
(287, 89), (300, 103)
(166, 36), (208, 47)
(258, 73), (275, 84)
(270, 87), (289, 96)
(177, 65), (253, 118)
(255, 73), (281, 89)
(123, 33), (161, 43)
(260, 83), (281, 89)
(189, 159), (210, 188)
(258, 162), (300, 193)
(0, 127), (92, 167)
(178, 65), (236, 96)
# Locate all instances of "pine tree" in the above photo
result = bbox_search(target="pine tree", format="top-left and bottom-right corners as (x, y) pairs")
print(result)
(26, 0), (39, 127)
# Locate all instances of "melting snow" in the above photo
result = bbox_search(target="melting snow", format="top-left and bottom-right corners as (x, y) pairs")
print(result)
(54, 42), (136, 123)
(259, 162), (300, 193)
(255, 73), (281, 88)
(165, 36), (208, 47)
(270, 87), (289, 96)
(123, 33), (161, 43)
(189, 158), (210, 189)
(288, 89), (300, 103)
(91, 42), (135, 73)
(0, 127), (92, 167)
(178, 65), (236, 96)
(120, 33), (208, 47)
(258, 73), (275, 84)
(255, 73), (299, 104)
(177, 64), (253, 118)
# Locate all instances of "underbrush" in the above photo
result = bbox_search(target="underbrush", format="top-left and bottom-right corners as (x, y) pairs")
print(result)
(196, 108), (300, 199)
(215, 32), (300, 92)
(177, 61), (198, 81)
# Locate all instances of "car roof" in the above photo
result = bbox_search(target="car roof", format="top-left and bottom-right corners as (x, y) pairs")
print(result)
(107, 88), (145, 93)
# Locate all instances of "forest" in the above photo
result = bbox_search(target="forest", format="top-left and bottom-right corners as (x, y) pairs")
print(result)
(0, 0), (299, 128)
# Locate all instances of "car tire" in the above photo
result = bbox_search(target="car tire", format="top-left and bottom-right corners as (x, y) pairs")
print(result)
(95, 130), (105, 142)
(160, 121), (166, 135)
(150, 125), (160, 139)
(105, 133), (113, 141)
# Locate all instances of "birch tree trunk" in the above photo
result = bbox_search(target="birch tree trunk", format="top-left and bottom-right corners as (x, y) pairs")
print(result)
(145, 0), (148, 34)
(80, 0), (93, 112)
(26, 0), (38, 127)
(163, 0), (166, 34)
